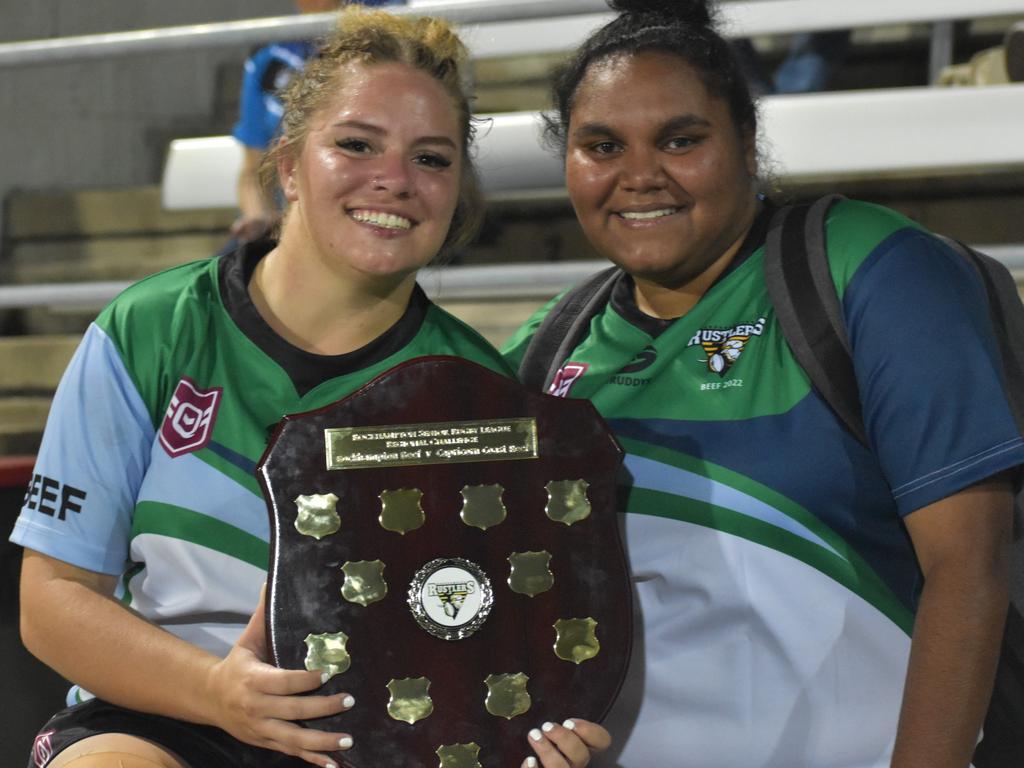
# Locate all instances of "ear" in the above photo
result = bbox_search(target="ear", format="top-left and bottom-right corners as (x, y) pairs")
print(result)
(277, 142), (300, 203)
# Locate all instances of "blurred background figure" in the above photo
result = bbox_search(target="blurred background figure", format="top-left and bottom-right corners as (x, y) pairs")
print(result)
(732, 30), (852, 95)
(230, 0), (406, 245)
(936, 20), (1024, 85)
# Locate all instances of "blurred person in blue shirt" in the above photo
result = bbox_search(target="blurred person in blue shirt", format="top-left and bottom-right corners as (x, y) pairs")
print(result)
(231, 0), (406, 244)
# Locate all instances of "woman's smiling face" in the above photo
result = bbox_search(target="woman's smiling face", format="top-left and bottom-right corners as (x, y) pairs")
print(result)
(565, 50), (760, 297)
(278, 60), (462, 286)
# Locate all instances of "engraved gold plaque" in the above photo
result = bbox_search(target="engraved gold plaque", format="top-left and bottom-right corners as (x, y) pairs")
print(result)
(387, 677), (434, 724)
(379, 488), (425, 534)
(545, 479), (592, 526)
(484, 672), (531, 719)
(325, 418), (538, 470)
(303, 631), (351, 681)
(507, 551), (554, 597)
(435, 743), (482, 768)
(459, 484), (507, 530)
(341, 560), (388, 606)
(553, 618), (600, 665)
(294, 493), (341, 540)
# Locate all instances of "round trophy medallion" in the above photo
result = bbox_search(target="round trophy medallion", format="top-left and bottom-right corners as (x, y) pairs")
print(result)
(408, 557), (493, 641)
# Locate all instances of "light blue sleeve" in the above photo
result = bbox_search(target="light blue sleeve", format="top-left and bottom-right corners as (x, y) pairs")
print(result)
(9, 323), (155, 575)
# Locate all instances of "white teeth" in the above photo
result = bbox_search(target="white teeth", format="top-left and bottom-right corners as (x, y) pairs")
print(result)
(350, 210), (412, 230)
(619, 208), (677, 220)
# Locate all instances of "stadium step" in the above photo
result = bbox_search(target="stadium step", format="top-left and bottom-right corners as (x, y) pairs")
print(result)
(1, 186), (233, 335)
(0, 335), (78, 456)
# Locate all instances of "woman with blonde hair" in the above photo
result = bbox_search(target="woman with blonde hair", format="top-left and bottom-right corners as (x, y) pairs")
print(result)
(11, 7), (588, 767)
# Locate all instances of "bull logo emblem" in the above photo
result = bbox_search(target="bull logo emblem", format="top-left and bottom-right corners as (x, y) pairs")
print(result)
(430, 580), (475, 619)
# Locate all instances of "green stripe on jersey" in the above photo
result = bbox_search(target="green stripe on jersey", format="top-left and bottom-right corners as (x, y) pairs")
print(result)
(133, 501), (269, 570)
(619, 437), (913, 634)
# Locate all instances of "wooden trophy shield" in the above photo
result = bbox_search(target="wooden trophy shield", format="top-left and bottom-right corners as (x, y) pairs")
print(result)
(257, 356), (631, 768)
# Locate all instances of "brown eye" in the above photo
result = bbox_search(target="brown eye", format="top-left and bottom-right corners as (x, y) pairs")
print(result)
(665, 136), (698, 150)
(414, 153), (452, 169)
(336, 138), (372, 153)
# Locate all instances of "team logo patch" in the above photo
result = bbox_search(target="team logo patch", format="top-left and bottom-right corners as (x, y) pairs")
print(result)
(688, 317), (766, 377)
(548, 362), (589, 398)
(32, 730), (56, 767)
(159, 377), (222, 458)
(620, 345), (657, 374)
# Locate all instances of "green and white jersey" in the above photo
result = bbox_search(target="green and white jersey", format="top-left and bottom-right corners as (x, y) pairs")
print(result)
(503, 200), (1024, 767)
(12, 242), (511, 704)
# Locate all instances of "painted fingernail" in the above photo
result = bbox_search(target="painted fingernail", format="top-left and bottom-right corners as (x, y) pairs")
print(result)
(339, 736), (353, 749)
(542, 722), (555, 733)
(342, 694), (355, 708)
(320, 672), (331, 684)
(526, 759), (538, 768)
(325, 762), (337, 768)
(529, 728), (543, 742)
(563, 719), (577, 731)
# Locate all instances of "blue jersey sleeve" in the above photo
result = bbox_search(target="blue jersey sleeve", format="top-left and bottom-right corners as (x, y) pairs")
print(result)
(9, 324), (155, 575)
(843, 228), (1024, 516)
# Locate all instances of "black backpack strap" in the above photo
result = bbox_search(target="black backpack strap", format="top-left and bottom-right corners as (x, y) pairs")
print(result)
(764, 194), (868, 446)
(518, 266), (621, 392)
(940, 237), (1024, 435)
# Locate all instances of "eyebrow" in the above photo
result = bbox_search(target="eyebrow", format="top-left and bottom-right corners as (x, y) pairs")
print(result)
(331, 119), (457, 149)
(572, 114), (713, 140)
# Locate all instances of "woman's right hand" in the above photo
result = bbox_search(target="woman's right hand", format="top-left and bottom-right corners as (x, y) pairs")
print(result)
(204, 586), (354, 768)
(522, 718), (611, 767)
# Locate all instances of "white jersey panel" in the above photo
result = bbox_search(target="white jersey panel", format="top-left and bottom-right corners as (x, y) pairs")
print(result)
(597, 514), (910, 768)
(126, 534), (264, 656)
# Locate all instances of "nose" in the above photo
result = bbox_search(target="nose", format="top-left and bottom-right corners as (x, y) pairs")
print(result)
(370, 151), (414, 198)
(619, 146), (667, 193)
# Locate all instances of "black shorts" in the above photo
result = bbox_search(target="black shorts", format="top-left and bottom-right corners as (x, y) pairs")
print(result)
(28, 699), (308, 768)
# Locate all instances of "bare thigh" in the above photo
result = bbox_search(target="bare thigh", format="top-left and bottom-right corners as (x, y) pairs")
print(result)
(47, 734), (187, 768)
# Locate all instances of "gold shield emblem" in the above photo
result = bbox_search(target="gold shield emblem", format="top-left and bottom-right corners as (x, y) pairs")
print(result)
(484, 672), (531, 719)
(379, 488), (425, 534)
(303, 630), (351, 681)
(553, 618), (600, 665)
(340, 560), (388, 606)
(545, 479), (591, 525)
(459, 483), (507, 530)
(436, 743), (482, 768)
(294, 493), (340, 539)
(387, 677), (434, 724)
(507, 551), (554, 597)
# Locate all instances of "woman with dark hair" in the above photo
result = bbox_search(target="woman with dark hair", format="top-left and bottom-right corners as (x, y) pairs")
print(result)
(504, 1), (1022, 765)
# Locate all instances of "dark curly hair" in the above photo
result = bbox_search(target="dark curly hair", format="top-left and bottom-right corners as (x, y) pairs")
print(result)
(545, 0), (758, 157)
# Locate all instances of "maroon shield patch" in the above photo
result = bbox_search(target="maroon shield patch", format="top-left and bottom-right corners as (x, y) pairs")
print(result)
(158, 377), (222, 458)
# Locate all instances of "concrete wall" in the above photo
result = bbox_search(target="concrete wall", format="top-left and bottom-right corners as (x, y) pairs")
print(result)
(0, 0), (291, 239)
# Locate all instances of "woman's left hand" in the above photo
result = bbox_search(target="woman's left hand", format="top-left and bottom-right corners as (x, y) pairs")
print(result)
(521, 718), (611, 767)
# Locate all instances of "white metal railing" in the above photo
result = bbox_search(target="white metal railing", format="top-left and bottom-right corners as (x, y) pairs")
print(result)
(162, 83), (1024, 208)
(1, 0), (1022, 68)
(3, 0), (1023, 311)
(5, 250), (1024, 312)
